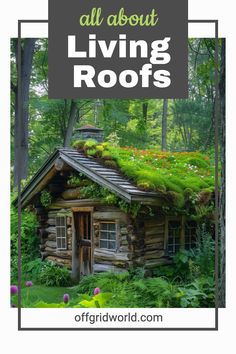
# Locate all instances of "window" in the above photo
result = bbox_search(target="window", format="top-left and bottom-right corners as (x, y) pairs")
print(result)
(185, 221), (197, 250)
(167, 220), (181, 255)
(55, 216), (67, 250)
(99, 222), (117, 250)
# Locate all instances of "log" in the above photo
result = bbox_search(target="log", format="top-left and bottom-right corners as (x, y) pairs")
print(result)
(93, 211), (128, 222)
(49, 199), (102, 208)
(145, 218), (165, 227)
(45, 240), (57, 248)
(144, 250), (165, 260)
(67, 227), (72, 236)
(62, 188), (81, 200)
(93, 263), (125, 273)
(94, 248), (130, 261)
(119, 246), (129, 252)
(145, 227), (165, 237)
(144, 242), (164, 251)
(48, 234), (56, 241)
(45, 226), (56, 234)
(47, 256), (71, 268)
(145, 235), (164, 245)
(144, 258), (172, 269)
(44, 248), (72, 259)
(48, 211), (59, 218)
(54, 158), (70, 171)
(47, 218), (56, 226)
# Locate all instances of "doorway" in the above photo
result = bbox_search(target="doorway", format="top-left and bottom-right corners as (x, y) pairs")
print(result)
(74, 212), (92, 276)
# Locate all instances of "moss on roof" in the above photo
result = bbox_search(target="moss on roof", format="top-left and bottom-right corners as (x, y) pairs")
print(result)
(72, 140), (216, 212)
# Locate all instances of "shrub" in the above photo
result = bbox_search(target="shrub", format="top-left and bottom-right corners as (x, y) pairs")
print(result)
(38, 261), (73, 287)
(40, 190), (52, 207)
(84, 139), (97, 151)
(72, 140), (85, 150)
(11, 205), (39, 281)
(193, 226), (215, 276)
(104, 160), (118, 169)
(102, 150), (112, 160)
(86, 148), (97, 157)
(22, 258), (45, 282)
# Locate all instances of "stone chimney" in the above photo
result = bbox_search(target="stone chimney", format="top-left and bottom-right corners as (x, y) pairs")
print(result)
(73, 125), (104, 143)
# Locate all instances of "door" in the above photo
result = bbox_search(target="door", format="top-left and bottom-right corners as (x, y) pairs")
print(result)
(74, 212), (92, 276)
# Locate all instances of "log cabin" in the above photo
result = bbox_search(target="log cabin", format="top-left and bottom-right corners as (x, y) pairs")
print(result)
(15, 126), (212, 280)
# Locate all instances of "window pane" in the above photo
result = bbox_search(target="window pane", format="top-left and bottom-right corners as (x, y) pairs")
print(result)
(100, 231), (108, 240)
(57, 238), (61, 249)
(100, 240), (108, 248)
(108, 241), (116, 250)
(108, 223), (116, 231)
(99, 222), (117, 250)
(108, 232), (116, 240)
(61, 239), (66, 249)
(168, 220), (181, 255)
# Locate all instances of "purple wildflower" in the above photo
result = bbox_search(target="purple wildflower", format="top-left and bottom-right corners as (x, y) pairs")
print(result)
(11, 285), (18, 296)
(63, 293), (70, 304)
(25, 281), (33, 287)
(93, 287), (101, 295)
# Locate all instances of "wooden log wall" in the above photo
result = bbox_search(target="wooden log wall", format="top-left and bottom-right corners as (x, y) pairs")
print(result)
(35, 180), (172, 275)
(130, 215), (171, 269)
(38, 208), (73, 269)
(93, 205), (133, 273)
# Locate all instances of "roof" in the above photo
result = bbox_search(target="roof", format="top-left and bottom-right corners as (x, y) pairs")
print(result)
(75, 125), (104, 132)
(18, 148), (160, 208)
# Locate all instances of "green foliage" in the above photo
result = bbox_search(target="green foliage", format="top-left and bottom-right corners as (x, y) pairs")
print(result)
(84, 139), (97, 150)
(106, 132), (120, 146)
(33, 301), (67, 308)
(103, 159), (118, 169)
(78, 293), (112, 308)
(40, 190), (52, 207)
(73, 270), (214, 308)
(105, 145), (214, 214)
(38, 261), (73, 287)
(176, 277), (215, 307)
(102, 150), (112, 160)
(72, 140), (85, 150)
(86, 148), (97, 157)
(153, 226), (215, 283)
(11, 205), (39, 281)
(22, 258), (45, 282)
(67, 175), (82, 187)
(193, 226), (215, 276)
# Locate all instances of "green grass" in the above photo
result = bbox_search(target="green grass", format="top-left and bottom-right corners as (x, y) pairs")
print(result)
(11, 284), (79, 308)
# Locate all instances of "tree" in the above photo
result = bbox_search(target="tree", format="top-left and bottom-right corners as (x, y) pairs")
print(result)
(161, 99), (168, 151)
(219, 39), (225, 307)
(11, 39), (36, 184)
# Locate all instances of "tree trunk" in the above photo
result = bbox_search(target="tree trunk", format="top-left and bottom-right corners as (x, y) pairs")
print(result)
(13, 39), (36, 185)
(162, 99), (168, 151)
(142, 101), (148, 124)
(219, 39), (225, 307)
(64, 100), (78, 147)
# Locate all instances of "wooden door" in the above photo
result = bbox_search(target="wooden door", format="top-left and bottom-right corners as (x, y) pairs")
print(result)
(74, 212), (92, 276)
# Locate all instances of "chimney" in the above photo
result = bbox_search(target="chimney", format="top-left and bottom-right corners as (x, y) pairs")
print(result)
(73, 125), (104, 143)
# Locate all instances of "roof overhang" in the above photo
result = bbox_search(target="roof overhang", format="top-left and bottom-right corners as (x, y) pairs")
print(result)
(14, 148), (163, 208)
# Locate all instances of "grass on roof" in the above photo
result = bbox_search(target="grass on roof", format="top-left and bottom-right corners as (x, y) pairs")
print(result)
(72, 140), (216, 209)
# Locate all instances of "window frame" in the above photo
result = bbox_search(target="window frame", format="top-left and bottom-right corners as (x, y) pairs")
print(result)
(166, 219), (181, 256)
(184, 220), (197, 250)
(55, 215), (67, 251)
(165, 216), (197, 256)
(99, 221), (118, 251)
